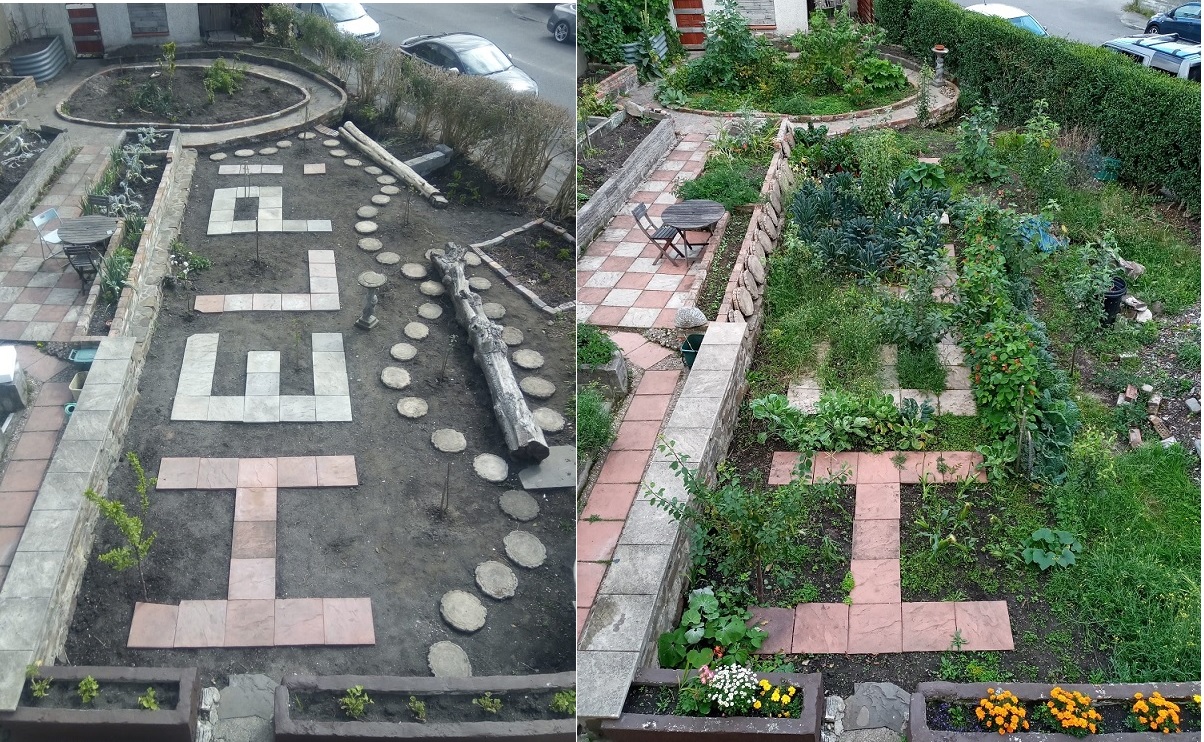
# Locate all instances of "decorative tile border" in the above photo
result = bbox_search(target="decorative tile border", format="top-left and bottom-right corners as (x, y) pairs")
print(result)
(218, 164), (284, 175)
(470, 218), (576, 315)
(193, 250), (340, 313)
(206, 186), (331, 234)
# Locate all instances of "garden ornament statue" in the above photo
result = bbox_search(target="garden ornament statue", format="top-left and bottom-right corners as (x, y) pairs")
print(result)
(356, 271), (386, 330)
(932, 45), (949, 86)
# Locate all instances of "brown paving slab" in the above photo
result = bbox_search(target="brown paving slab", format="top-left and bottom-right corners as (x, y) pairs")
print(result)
(577, 607), (589, 641)
(930, 451), (986, 482)
(157, 457), (200, 490)
(127, 603), (179, 648)
(0, 491), (35, 527)
(749, 606), (795, 654)
(224, 600), (276, 647)
(174, 600), (227, 647)
(588, 305), (627, 325)
(636, 370), (680, 395)
(849, 559), (901, 604)
(608, 332), (647, 355)
(275, 598), (326, 645)
(234, 487), (277, 522)
(194, 295), (224, 313)
(768, 451), (802, 486)
(33, 305), (67, 323)
(851, 519), (900, 560)
(633, 290), (673, 308)
(896, 451), (928, 484)
(34, 383), (72, 407)
(315, 455), (357, 486)
(855, 483), (901, 521)
(580, 483), (640, 520)
(23, 405), (65, 432)
(856, 453), (901, 484)
(231, 521), (276, 559)
(277, 456), (318, 488)
(595, 449), (651, 484)
(810, 452), (858, 483)
(902, 601), (958, 652)
(576, 561), (607, 609)
(0, 527), (20, 565)
(954, 601), (1014, 650)
(0, 459), (48, 493)
(623, 394), (671, 421)
(238, 458), (278, 488)
(611, 420), (661, 451)
(197, 458), (240, 490)
(576, 520), (625, 562)
(600, 256), (635, 272)
(792, 603), (849, 654)
(323, 597), (375, 645)
(627, 342), (673, 370)
(847, 603), (903, 654)
(228, 558), (276, 600)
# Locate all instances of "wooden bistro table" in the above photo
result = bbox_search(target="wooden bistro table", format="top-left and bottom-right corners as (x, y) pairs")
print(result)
(661, 199), (726, 262)
(56, 215), (120, 253)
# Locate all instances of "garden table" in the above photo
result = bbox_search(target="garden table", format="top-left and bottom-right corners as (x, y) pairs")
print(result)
(57, 215), (119, 252)
(661, 199), (726, 232)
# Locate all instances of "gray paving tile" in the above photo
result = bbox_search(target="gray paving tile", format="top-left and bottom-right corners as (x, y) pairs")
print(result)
(0, 650), (34, 710)
(597, 545), (671, 596)
(19, 323), (58, 342)
(45, 288), (80, 305)
(579, 594), (654, 652)
(0, 550), (64, 598)
(171, 395), (209, 420)
(280, 396), (316, 422)
(207, 396), (244, 422)
(17, 510), (79, 552)
(245, 373), (279, 396)
(31, 472), (90, 511)
(314, 396), (351, 422)
(0, 598), (49, 651)
(246, 351), (279, 373)
(243, 395), (281, 423)
(46, 440), (99, 475)
(61, 410), (110, 442)
(576, 650), (638, 719)
(310, 333), (343, 352)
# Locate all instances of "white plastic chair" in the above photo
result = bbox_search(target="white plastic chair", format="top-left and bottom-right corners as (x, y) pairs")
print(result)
(31, 207), (63, 260)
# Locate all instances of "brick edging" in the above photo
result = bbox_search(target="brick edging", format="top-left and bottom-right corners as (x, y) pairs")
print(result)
(469, 218), (576, 315)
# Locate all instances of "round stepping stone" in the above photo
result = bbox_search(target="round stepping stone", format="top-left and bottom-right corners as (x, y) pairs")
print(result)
(354, 221), (378, 235)
(473, 453), (508, 483)
(432, 428), (466, 453)
(511, 349), (544, 370)
(499, 490), (539, 522)
(381, 367), (411, 390)
(381, 184), (401, 195)
(298, 131), (316, 140)
(440, 590), (486, 632)
(376, 252), (400, 265)
(482, 302), (506, 320)
(519, 377), (556, 399)
(209, 152), (227, 161)
(464, 251), (482, 267)
(371, 194), (391, 206)
(364, 165), (383, 175)
(504, 531), (546, 568)
(468, 276), (491, 291)
(418, 302), (443, 320)
(402, 263), (427, 280)
(405, 322), (429, 340)
(532, 407), (565, 433)
(475, 560), (517, 600)
(501, 327), (524, 346)
(276, 140), (292, 148)
(428, 641), (472, 677)
(322, 138), (340, 147)
(358, 237), (382, 252)
(357, 205), (379, 219)
(390, 343), (417, 361)
(234, 148), (255, 157)
(329, 149), (348, 157)
(258, 146), (278, 155)
(344, 158), (363, 167)
(377, 174), (397, 185)
(397, 396), (428, 418)
(420, 281), (445, 297)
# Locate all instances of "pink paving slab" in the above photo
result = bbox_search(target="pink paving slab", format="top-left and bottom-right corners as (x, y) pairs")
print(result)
(127, 602), (179, 648)
(792, 603), (849, 654)
(576, 520), (625, 562)
(275, 598), (326, 645)
(849, 559), (901, 604)
(225, 600), (275, 647)
(851, 519), (900, 560)
(324, 597), (376, 645)
(749, 606), (795, 655)
(847, 603), (903, 654)
(768, 451), (802, 486)
(954, 601), (1014, 650)
(174, 600), (227, 647)
(854, 483), (901, 521)
(902, 602), (958, 652)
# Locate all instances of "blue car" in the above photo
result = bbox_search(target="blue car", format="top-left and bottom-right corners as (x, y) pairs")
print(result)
(1146, 2), (1201, 44)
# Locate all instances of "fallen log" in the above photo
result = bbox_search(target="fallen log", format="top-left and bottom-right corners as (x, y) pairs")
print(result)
(432, 242), (549, 462)
(338, 121), (449, 209)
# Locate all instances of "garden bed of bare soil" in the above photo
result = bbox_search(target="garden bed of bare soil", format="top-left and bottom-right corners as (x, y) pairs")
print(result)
(579, 117), (660, 198)
(477, 226), (574, 307)
(0, 129), (55, 205)
(64, 65), (305, 125)
(696, 211), (751, 320)
(19, 681), (179, 711)
(291, 689), (563, 723)
(64, 136), (575, 687)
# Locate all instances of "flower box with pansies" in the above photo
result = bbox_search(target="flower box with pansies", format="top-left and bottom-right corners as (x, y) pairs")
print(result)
(911, 682), (1202, 742)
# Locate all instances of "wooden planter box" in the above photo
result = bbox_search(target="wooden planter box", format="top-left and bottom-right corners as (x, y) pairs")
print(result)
(274, 672), (575, 742)
(599, 669), (824, 741)
(0, 666), (199, 742)
(910, 682), (1204, 742)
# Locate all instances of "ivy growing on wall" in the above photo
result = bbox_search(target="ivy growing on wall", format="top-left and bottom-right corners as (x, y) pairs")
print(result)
(580, 0), (680, 64)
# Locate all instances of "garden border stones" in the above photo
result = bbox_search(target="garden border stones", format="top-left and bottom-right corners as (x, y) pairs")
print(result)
(469, 218), (576, 316)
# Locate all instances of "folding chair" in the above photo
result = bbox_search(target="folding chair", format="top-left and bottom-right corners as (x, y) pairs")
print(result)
(63, 243), (101, 290)
(633, 203), (690, 265)
(31, 207), (63, 261)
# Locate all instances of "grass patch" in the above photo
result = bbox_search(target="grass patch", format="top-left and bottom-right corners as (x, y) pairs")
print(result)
(897, 343), (947, 393)
(574, 384), (615, 460)
(577, 322), (618, 366)
(927, 415), (994, 451)
(818, 304), (882, 397)
(676, 156), (763, 212)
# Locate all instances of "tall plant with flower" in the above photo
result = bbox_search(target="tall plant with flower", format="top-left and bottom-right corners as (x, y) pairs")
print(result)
(975, 688), (1029, 735)
(1129, 691), (1183, 733)
(1033, 687), (1101, 737)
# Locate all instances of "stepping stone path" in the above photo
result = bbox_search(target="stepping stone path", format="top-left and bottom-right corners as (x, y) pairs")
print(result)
(298, 132), (316, 139)
(376, 252), (400, 266)
(404, 322), (429, 340)
(428, 641), (472, 677)
(511, 349), (544, 370)
(519, 377), (556, 399)
(468, 276), (491, 291)
(418, 303), (442, 320)
(322, 139), (340, 146)
(357, 206), (379, 219)
(377, 175), (397, 185)
(390, 343), (417, 361)
(371, 194), (391, 205)
(258, 147), (278, 155)
(235, 149), (255, 157)
(354, 221), (378, 234)
(381, 367), (410, 390)
(483, 303), (506, 320)
(475, 561), (517, 599)
(504, 530), (546, 568)
(364, 166), (383, 175)
(532, 407), (565, 433)
(499, 490), (539, 521)
(275, 140), (292, 148)
(473, 453), (508, 483)
(329, 148), (348, 157)
(344, 158), (363, 167)
(501, 327), (524, 346)
(432, 428), (466, 453)
(420, 281), (445, 297)
(381, 184), (400, 195)
(396, 397), (428, 418)
(440, 590), (486, 632)
(464, 252), (481, 267)
(402, 263), (427, 279)
(358, 237), (382, 252)
(209, 152), (227, 161)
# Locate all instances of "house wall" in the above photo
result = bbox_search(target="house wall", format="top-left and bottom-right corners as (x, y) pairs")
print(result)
(96, 4), (202, 50)
(6, 4), (73, 52)
(698, 0), (810, 34)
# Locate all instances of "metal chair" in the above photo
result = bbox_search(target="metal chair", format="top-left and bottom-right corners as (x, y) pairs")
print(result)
(633, 203), (692, 265)
(31, 207), (63, 260)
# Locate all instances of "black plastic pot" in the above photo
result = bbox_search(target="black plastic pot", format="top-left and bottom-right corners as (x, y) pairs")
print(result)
(1102, 276), (1127, 325)
(681, 334), (705, 368)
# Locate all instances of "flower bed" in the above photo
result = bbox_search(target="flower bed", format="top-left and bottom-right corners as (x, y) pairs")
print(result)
(0, 121), (68, 239)
(577, 115), (675, 249)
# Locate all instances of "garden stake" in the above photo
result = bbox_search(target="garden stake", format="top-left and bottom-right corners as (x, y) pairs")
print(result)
(440, 334), (456, 381)
(440, 462), (450, 514)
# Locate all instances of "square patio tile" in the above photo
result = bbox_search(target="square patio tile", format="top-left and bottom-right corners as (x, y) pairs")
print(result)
(896, 452), (928, 484)
(174, 600), (227, 647)
(207, 396), (244, 422)
(224, 294), (253, 312)
(276, 456), (318, 488)
(323, 597), (375, 645)
(929, 451), (986, 482)
(310, 294), (340, 311)
(11, 431), (58, 460)
(580, 483), (640, 521)
(0, 492), (35, 527)
(23, 406), (65, 432)
(856, 453), (901, 484)
(234, 487), (277, 522)
(127, 602), (179, 648)
(194, 295), (224, 313)
(275, 598), (325, 645)
(156, 457), (200, 490)
(197, 458), (240, 490)
(315, 455), (357, 487)
(810, 452), (857, 483)
(224, 600), (275, 647)
(635, 370), (679, 395)
(231, 521), (276, 559)
(171, 395), (209, 421)
(238, 458), (278, 488)
(228, 558), (275, 600)
(902, 602), (958, 652)
(595, 450), (651, 484)
(855, 483), (901, 521)
(792, 603), (849, 654)
(954, 601), (1014, 650)
(849, 559), (901, 604)
(623, 394), (670, 422)
(847, 603), (902, 654)
(281, 294), (311, 311)
(314, 395), (352, 421)
(611, 420), (661, 451)
(303, 163), (325, 175)
(749, 606), (795, 654)
(852, 519), (900, 560)
(577, 520), (624, 562)
(768, 451), (802, 486)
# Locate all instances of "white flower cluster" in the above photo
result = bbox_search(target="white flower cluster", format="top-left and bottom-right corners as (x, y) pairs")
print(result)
(705, 665), (759, 712)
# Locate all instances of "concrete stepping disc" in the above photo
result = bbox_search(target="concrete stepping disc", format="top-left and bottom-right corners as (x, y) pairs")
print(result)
(329, 148), (348, 157)
(344, 158), (363, 167)
(532, 407), (565, 433)
(258, 146), (278, 155)
(364, 165), (383, 175)
(377, 174), (397, 185)
(428, 641), (472, 677)
(381, 367), (411, 390)
(440, 590), (486, 632)
(432, 428), (466, 453)
(468, 276), (491, 291)
(298, 132), (317, 140)
(519, 376), (556, 399)
(404, 322), (429, 340)
(511, 349), (544, 370)
(501, 327), (524, 346)
(381, 184), (401, 195)
(475, 560), (517, 600)
(275, 140), (292, 148)
(209, 152), (227, 161)
(473, 453), (508, 483)
(499, 490), (539, 521)
(234, 149), (255, 157)
(402, 263), (427, 280)
(464, 251), (482, 266)
(482, 303), (506, 320)
(371, 194), (391, 205)
(397, 397), (428, 418)
(322, 138), (340, 146)
(354, 220), (378, 234)
(390, 343), (417, 361)
(357, 205), (379, 219)
(418, 303), (442, 320)
(358, 237), (382, 252)
(376, 252), (400, 265)
(503, 531), (546, 568)
(419, 281), (445, 297)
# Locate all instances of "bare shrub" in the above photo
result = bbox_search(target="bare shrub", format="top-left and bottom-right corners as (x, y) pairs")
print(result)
(491, 97), (574, 199)
(431, 73), (508, 154)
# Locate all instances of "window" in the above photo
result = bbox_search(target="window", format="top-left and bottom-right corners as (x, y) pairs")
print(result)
(128, 3), (169, 36)
(1177, 4), (1200, 19)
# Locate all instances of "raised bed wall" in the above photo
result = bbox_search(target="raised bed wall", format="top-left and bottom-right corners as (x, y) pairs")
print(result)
(0, 123), (70, 240)
(592, 64), (639, 99)
(0, 77), (36, 117)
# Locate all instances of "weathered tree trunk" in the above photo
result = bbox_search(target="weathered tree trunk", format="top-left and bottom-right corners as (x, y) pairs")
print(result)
(338, 121), (449, 209)
(432, 242), (549, 462)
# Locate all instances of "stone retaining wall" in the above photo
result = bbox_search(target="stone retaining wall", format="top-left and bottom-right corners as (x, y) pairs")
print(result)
(593, 64), (639, 100)
(0, 77), (35, 118)
(0, 124), (70, 242)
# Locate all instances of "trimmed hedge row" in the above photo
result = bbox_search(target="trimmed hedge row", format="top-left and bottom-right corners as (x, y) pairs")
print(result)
(876, 0), (1201, 209)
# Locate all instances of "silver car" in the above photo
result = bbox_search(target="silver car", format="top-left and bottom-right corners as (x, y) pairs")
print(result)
(295, 3), (380, 41)
(400, 32), (539, 96)
(1101, 33), (1201, 80)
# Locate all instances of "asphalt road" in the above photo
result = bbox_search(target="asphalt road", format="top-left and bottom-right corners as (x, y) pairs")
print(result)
(364, 2), (576, 112)
(952, 0), (1139, 45)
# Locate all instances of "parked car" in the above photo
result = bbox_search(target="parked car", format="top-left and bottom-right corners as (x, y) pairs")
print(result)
(1145, 2), (1201, 43)
(1101, 33), (1201, 80)
(547, 3), (576, 43)
(294, 2), (380, 41)
(399, 33), (539, 96)
(964, 3), (1048, 36)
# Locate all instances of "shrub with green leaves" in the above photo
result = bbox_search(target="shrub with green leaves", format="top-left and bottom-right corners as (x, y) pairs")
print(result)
(574, 384), (614, 460)
(82, 452), (157, 598)
(656, 587), (766, 670)
(203, 58), (246, 103)
(576, 322), (618, 366)
(1021, 527), (1082, 570)
(750, 391), (936, 452)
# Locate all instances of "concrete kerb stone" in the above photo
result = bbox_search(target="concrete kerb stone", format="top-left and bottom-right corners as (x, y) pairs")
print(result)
(597, 544), (672, 596)
(576, 650), (640, 720)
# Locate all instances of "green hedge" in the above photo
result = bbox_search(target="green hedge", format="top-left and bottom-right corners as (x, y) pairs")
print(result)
(876, 0), (1201, 209)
